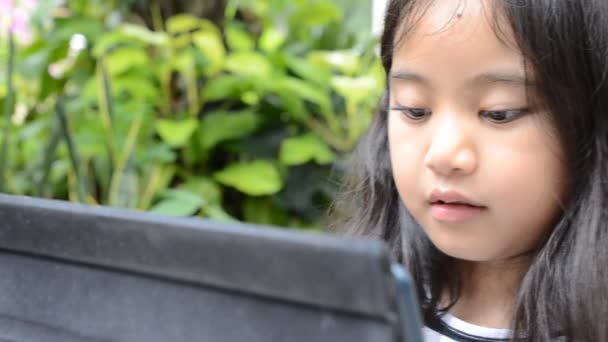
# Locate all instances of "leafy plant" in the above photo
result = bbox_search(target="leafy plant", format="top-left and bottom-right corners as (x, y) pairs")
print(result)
(0, 0), (384, 229)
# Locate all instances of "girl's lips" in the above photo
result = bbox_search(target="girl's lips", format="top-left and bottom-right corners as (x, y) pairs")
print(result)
(430, 203), (485, 222)
(428, 189), (483, 207)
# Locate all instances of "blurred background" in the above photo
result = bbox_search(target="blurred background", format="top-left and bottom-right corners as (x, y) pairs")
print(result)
(0, 0), (386, 230)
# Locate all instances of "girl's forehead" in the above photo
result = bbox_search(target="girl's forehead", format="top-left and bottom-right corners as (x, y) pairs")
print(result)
(391, 0), (525, 83)
(394, 0), (518, 56)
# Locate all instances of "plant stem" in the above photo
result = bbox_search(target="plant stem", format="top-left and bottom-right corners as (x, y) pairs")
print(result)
(108, 108), (144, 207)
(151, 1), (164, 32)
(0, 33), (15, 193)
(304, 116), (351, 152)
(56, 96), (86, 203)
(38, 113), (63, 197)
(96, 58), (117, 168)
(186, 59), (199, 117)
(138, 164), (162, 210)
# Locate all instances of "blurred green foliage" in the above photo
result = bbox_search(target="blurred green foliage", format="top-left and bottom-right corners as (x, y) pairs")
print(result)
(0, 0), (384, 229)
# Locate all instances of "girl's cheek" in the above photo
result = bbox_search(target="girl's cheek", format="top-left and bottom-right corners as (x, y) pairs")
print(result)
(480, 119), (568, 240)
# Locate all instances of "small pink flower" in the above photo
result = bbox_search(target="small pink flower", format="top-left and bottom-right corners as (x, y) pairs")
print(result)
(0, 0), (38, 45)
(48, 62), (64, 79)
(11, 7), (33, 44)
(0, 0), (15, 12)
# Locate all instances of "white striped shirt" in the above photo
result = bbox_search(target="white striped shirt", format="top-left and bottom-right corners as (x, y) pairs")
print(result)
(424, 313), (511, 342)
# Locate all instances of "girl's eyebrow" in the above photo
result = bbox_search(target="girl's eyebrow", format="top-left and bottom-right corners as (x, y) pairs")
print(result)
(470, 72), (533, 86)
(389, 70), (430, 85)
(390, 69), (533, 87)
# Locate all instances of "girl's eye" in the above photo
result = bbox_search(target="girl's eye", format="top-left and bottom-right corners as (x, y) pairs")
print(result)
(392, 106), (432, 121)
(480, 109), (529, 123)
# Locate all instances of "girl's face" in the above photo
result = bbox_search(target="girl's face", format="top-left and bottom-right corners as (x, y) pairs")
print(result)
(388, 1), (568, 262)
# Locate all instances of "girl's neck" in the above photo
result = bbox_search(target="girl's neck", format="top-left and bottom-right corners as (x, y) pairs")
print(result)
(445, 257), (531, 329)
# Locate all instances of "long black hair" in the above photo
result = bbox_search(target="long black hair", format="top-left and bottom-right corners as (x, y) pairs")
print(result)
(330, 0), (608, 340)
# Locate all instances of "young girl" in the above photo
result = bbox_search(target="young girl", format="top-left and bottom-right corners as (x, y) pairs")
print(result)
(332, 0), (608, 341)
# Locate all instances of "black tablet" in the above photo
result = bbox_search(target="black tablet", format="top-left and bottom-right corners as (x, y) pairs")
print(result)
(0, 193), (423, 342)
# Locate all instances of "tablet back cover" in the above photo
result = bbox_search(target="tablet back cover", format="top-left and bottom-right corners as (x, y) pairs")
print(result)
(0, 194), (402, 342)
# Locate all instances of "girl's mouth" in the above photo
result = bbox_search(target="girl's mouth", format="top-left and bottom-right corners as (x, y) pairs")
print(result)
(430, 201), (486, 222)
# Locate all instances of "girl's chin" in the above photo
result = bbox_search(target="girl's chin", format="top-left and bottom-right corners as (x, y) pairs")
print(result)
(427, 236), (501, 262)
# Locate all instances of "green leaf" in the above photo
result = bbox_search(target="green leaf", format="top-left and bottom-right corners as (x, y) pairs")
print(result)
(149, 189), (205, 217)
(259, 27), (286, 53)
(225, 22), (255, 51)
(119, 23), (169, 46)
(243, 197), (288, 226)
(93, 32), (125, 58)
(331, 75), (381, 106)
(289, 2), (342, 27)
(73, 127), (106, 158)
(241, 91), (261, 105)
(148, 198), (195, 216)
(105, 47), (150, 76)
(80, 77), (96, 101)
(138, 143), (177, 164)
(173, 50), (195, 74)
(214, 160), (283, 196)
(50, 17), (104, 50)
(276, 77), (332, 115)
(202, 204), (235, 221)
(308, 50), (360, 75)
(83, 74), (158, 103)
(155, 118), (199, 147)
(167, 14), (202, 34)
(113, 75), (159, 100)
(203, 75), (251, 101)
(139, 164), (177, 210)
(193, 30), (226, 76)
(178, 177), (222, 204)
(285, 55), (331, 86)
(92, 24), (168, 59)
(225, 52), (272, 77)
(279, 133), (336, 166)
(198, 111), (259, 149)
(109, 166), (139, 208)
(275, 91), (308, 121)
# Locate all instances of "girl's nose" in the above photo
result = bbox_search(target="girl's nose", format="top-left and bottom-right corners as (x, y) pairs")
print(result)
(423, 118), (477, 177)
